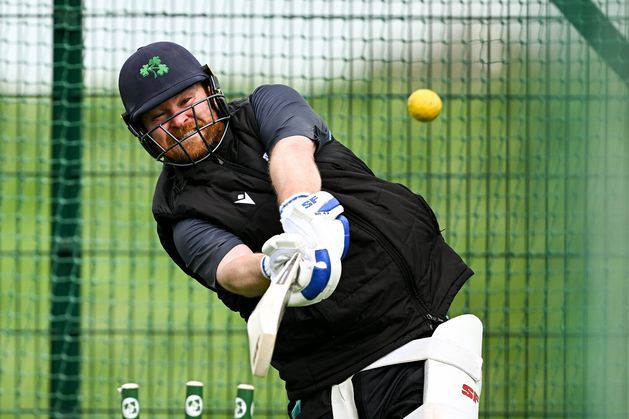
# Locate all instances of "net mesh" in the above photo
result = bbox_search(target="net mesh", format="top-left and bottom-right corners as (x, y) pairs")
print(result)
(1, 0), (628, 417)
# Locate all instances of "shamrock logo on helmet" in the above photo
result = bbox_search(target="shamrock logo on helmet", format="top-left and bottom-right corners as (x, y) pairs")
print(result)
(139, 56), (169, 78)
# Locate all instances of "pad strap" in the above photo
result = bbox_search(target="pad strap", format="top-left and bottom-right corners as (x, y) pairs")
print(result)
(362, 337), (482, 382)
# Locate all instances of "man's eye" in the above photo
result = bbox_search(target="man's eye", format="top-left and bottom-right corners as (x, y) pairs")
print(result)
(152, 113), (166, 123)
(181, 97), (193, 106)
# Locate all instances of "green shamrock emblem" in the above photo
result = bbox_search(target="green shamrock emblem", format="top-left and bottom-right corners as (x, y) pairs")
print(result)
(140, 56), (169, 78)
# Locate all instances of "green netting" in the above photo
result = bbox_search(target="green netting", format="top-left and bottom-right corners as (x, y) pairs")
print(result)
(1, 0), (628, 417)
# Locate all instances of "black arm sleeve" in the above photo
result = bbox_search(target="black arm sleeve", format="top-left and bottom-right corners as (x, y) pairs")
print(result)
(249, 84), (332, 153)
(172, 218), (243, 289)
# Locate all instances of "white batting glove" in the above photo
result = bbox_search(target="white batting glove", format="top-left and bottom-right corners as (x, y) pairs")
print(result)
(260, 232), (340, 306)
(260, 233), (311, 289)
(279, 191), (350, 260)
(277, 191), (350, 305)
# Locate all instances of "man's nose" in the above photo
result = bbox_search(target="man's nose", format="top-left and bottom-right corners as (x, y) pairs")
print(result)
(169, 108), (192, 128)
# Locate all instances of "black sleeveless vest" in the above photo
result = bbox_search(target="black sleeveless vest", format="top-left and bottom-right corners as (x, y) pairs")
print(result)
(152, 97), (474, 399)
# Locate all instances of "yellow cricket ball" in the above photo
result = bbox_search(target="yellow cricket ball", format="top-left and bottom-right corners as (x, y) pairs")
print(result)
(407, 88), (442, 122)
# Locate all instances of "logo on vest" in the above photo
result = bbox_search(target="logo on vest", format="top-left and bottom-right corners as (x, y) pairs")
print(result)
(234, 192), (255, 205)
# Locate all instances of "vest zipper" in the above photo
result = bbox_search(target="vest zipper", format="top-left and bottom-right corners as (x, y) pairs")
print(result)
(347, 212), (446, 330)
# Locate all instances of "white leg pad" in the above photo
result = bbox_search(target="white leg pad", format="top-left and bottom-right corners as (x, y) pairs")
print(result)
(404, 314), (483, 419)
(329, 314), (483, 419)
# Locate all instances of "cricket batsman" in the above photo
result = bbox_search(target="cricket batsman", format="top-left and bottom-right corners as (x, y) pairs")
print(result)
(118, 41), (483, 418)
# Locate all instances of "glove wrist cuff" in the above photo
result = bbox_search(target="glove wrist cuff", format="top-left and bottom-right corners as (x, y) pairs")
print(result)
(260, 255), (272, 280)
(279, 193), (310, 215)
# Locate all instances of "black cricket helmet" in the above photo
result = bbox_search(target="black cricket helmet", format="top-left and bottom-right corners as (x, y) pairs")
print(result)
(118, 41), (229, 166)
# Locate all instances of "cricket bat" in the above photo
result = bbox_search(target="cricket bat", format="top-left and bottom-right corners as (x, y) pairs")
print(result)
(247, 252), (302, 377)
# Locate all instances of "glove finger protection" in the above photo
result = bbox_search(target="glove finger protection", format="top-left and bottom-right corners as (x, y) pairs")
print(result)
(260, 233), (311, 289)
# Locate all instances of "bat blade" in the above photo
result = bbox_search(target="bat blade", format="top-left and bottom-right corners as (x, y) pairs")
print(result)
(247, 252), (301, 377)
